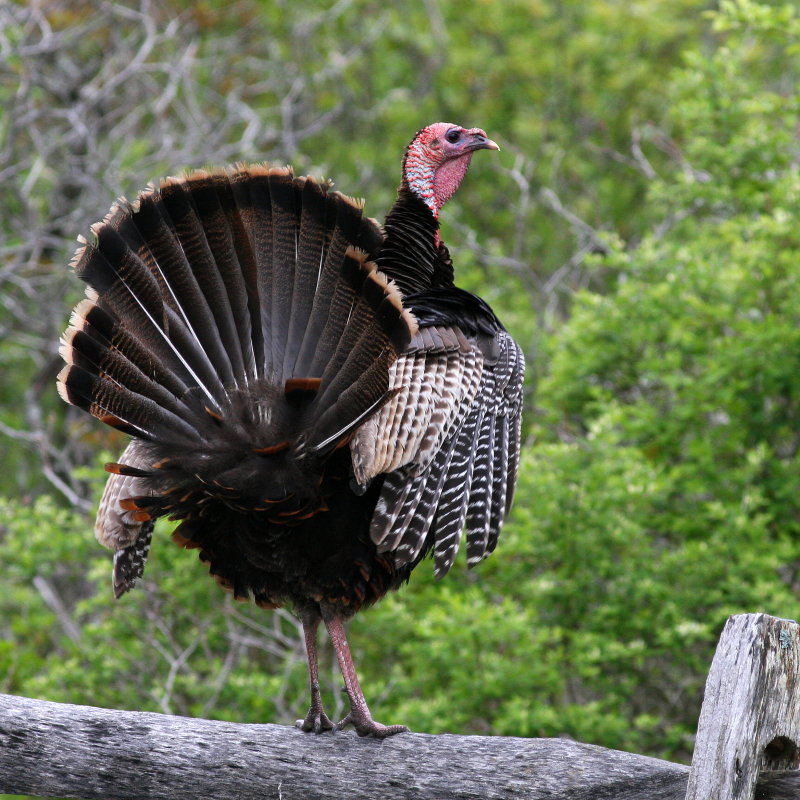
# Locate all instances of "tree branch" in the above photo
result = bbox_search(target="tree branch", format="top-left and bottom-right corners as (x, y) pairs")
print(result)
(0, 693), (797, 800)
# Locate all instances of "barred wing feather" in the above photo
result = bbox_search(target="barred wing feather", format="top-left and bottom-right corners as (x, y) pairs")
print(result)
(352, 316), (524, 577)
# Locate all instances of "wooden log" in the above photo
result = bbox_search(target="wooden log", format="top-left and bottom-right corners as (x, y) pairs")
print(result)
(685, 613), (800, 800)
(0, 693), (797, 800)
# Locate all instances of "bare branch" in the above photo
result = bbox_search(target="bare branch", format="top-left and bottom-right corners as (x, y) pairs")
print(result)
(32, 574), (83, 644)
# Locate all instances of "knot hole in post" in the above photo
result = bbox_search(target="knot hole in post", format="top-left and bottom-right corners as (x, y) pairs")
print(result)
(762, 736), (799, 770)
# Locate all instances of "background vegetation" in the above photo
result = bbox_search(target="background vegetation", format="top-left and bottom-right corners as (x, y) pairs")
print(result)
(1, 0), (799, 788)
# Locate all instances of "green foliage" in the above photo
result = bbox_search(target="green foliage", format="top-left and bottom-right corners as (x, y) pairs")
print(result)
(525, 0), (800, 756)
(544, 0), (800, 542)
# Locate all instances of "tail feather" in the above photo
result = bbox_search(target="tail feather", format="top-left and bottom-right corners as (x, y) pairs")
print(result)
(158, 177), (244, 387)
(180, 172), (258, 381)
(71, 238), (224, 410)
(228, 166), (276, 377)
(309, 253), (416, 451)
(60, 163), (417, 521)
(313, 255), (413, 405)
(221, 171), (265, 370)
(77, 225), (165, 333)
(314, 252), (382, 400)
(263, 171), (301, 378)
(282, 177), (330, 378)
(292, 193), (366, 378)
(60, 327), (192, 425)
(128, 189), (235, 390)
(67, 298), (193, 403)
(57, 361), (197, 442)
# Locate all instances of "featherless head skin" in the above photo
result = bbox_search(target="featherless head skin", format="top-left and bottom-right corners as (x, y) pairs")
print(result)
(402, 123), (499, 217)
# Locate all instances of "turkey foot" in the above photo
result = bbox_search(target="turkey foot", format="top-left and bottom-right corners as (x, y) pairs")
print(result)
(335, 703), (409, 738)
(296, 687), (335, 733)
(296, 711), (335, 733)
(297, 616), (334, 733)
(325, 614), (410, 738)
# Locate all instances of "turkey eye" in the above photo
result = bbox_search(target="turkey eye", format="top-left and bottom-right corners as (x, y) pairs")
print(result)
(445, 129), (461, 143)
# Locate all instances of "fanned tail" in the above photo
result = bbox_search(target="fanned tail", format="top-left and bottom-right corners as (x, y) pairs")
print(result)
(59, 165), (417, 533)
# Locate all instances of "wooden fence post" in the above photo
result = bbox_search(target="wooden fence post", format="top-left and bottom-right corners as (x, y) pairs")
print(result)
(685, 613), (800, 800)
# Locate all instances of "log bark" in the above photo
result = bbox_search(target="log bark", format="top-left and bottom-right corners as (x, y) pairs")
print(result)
(685, 613), (800, 800)
(0, 693), (797, 800)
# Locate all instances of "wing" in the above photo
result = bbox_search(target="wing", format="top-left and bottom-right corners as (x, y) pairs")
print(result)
(350, 289), (525, 578)
(96, 439), (155, 597)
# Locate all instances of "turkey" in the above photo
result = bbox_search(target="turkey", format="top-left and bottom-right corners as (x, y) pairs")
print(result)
(58, 122), (524, 738)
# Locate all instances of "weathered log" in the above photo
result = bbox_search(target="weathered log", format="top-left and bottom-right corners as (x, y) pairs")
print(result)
(0, 692), (797, 800)
(685, 613), (800, 800)
(1, 613), (798, 799)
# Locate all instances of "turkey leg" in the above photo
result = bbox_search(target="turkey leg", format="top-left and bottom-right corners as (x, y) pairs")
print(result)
(324, 613), (409, 738)
(295, 613), (334, 733)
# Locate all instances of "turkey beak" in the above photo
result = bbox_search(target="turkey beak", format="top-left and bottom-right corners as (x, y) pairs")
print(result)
(467, 133), (500, 152)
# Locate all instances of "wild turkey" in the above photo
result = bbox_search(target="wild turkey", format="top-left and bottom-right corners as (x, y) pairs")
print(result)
(58, 122), (524, 738)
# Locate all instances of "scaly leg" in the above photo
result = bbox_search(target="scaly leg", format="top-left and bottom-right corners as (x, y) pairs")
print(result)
(324, 613), (408, 738)
(295, 612), (334, 733)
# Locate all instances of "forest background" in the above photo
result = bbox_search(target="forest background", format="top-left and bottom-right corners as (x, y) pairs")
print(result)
(1, 0), (799, 790)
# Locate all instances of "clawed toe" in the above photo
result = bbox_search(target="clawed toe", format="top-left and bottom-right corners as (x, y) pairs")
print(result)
(335, 712), (409, 738)
(296, 710), (334, 733)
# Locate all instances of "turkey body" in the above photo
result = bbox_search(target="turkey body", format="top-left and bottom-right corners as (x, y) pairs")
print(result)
(173, 448), (397, 614)
(58, 124), (524, 737)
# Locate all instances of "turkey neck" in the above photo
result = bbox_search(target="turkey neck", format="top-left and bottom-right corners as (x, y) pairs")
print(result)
(377, 186), (454, 295)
